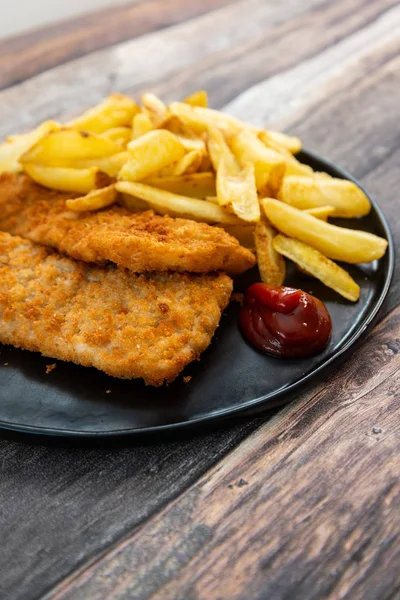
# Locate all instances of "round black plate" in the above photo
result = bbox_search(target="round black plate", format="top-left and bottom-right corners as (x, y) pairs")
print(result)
(0, 151), (394, 443)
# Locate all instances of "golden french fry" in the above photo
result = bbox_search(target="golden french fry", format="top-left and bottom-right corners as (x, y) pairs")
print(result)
(273, 234), (360, 301)
(183, 90), (208, 108)
(217, 158), (260, 223)
(207, 125), (239, 173)
(222, 223), (256, 251)
(101, 127), (132, 147)
(262, 130), (302, 154)
(168, 102), (243, 136)
(24, 164), (109, 194)
(305, 206), (336, 221)
(255, 217), (285, 286)
(230, 129), (286, 194)
(205, 196), (219, 204)
(144, 172), (216, 198)
(132, 112), (154, 139)
(66, 184), (117, 212)
(141, 93), (168, 127)
(262, 198), (387, 264)
(175, 134), (205, 153)
(172, 150), (204, 176)
(21, 129), (122, 167)
(120, 130), (185, 181)
(0, 121), (59, 174)
(278, 175), (371, 217)
(116, 180), (242, 224)
(72, 151), (129, 177)
(67, 94), (139, 133)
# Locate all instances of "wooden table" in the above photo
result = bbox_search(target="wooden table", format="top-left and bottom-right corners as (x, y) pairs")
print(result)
(1, 1), (399, 598)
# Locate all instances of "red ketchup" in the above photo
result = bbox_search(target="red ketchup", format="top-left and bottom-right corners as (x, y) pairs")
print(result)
(240, 283), (332, 358)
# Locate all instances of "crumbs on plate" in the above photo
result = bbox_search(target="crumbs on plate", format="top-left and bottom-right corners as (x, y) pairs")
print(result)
(45, 363), (57, 374)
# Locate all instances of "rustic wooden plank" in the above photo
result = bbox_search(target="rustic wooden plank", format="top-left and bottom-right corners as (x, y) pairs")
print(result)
(44, 306), (400, 600)
(151, 0), (395, 107)
(0, 0), (327, 138)
(0, 420), (261, 600)
(0, 0), (235, 91)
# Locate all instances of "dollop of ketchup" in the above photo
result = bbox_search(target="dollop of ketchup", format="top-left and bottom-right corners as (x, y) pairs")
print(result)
(240, 283), (332, 358)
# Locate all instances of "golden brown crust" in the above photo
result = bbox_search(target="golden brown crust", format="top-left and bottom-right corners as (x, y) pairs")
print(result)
(0, 232), (233, 385)
(0, 173), (255, 275)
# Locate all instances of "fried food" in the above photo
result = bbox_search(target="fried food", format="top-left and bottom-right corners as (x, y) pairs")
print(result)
(0, 231), (232, 385)
(0, 173), (255, 275)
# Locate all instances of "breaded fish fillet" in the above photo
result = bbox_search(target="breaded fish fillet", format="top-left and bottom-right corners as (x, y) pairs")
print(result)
(0, 232), (232, 385)
(0, 173), (255, 275)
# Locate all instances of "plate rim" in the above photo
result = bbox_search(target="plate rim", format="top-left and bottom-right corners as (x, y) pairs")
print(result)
(0, 150), (395, 441)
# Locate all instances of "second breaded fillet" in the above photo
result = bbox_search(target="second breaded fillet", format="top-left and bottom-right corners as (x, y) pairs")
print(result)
(0, 232), (232, 385)
(0, 173), (255, 275)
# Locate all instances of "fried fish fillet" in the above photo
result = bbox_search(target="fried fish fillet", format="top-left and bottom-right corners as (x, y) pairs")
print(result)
(0, 232), (232, 385)
(0, 173), (255, 275)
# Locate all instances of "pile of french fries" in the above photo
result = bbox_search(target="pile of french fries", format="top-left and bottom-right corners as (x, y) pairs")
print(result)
(0, 91), (388, 302)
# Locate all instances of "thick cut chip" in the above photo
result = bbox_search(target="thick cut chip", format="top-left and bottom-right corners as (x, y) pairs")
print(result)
(262, 198), (387, 264)
(144, 172), (216, 198)
(66, 185), (117, 212)
(278, 175), (371, 217)
(183, 90), (208, 108)
(0, 231), (232, 385)
(230, 129), (286, 194)
(120, 130), (185, 181)
(260, 130), (302, 154)
(171, 149), (204, 176)
(117, 180), (243, 225)
(305, 206), (335, 221)
(101, 127), (132, 147)
(0, 121), (59, 174)
(141, 93), (168, 127)
(216, 158), (260, 223)
(0, 173), (255, 275)
(132, 113), (154, 139)
(21, 129), (122, 167)
(255, 217), (285, 286)
(72, 151), (129, 177)
(66, 94), (139, 133)
(273, 234), (360, 302)
(24, 164), (109, 194)
(207, 125), (239, 172)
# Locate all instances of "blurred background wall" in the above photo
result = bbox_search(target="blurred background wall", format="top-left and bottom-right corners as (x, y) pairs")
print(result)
(0, 0), (131, 37)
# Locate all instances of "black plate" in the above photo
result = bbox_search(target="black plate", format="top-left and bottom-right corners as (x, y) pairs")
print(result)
(0, 151), (394, 443)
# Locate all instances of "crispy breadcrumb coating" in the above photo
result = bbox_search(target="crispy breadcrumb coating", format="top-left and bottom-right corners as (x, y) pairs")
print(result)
(0, 232), (232, 385)
(0, 173), (255, 275)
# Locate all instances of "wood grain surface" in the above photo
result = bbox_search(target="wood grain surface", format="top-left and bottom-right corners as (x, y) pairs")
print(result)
(0, 1), (399, 599)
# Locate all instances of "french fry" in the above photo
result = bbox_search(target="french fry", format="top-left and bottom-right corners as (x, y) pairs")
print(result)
(262, 130), (302, 154)
(207, 125), (239, 172)
(141, 93), (168, 127)
(230, 129), (286, 194)
(101, 127), (132, 147)
(217, 158), (260, 223)
(116, 180), (242, 224)
(262, 198), (388, 264)
(120, 130), (185, 181)
(183, 90), (208, 108)
(278, 175), (371, 217)
(172, 150), (204, 175)
(273, 235), (360, 302)
(24, 164), (109, 194)
(66, 185), (117, 212)
(255, 217), (285, 286)
(169, 102), (243, 136)
(72, 151), (129, 177)
(21, 129), (122, 167)
(132, 113), (154, 139)
(67, 94), (139, 133)
(144, 172), (216, 198)
(305, 206), (336, 221)
(175, 135), (205, 153)
(0, 121), (59, 174)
